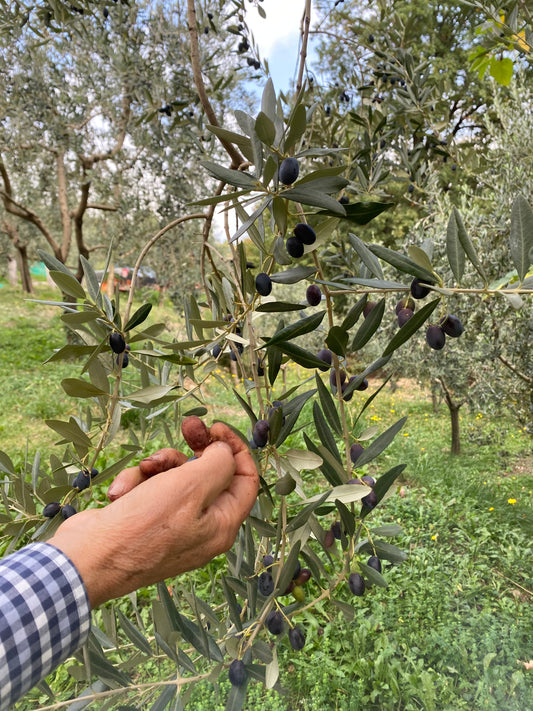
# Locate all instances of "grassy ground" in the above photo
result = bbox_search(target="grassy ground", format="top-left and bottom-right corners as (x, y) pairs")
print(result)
(1, 286), (532, 711)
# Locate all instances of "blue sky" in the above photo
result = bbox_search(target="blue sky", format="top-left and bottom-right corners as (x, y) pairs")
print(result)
(245, 0), (317, 96)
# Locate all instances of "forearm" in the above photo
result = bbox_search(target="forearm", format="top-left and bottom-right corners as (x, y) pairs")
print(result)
(0, 542), (91, 710)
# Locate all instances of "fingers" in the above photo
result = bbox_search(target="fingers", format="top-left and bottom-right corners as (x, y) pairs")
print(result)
(108, 465), (143, 501)
(108, 448), (187, 501)
(108, 419), (258, 511)
(209, 421), (249, 456)
(178, 441), (236, 508)
(181, 416), (211, 456)
(139, 448), (188, 477)
(207, 467), (260, 551)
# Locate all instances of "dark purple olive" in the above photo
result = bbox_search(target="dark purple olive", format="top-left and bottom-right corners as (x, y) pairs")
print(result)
(43, 502), (61, 518)
(72, 470), (91, 491)
(286, 236), (305, 258)
(263, 554), (274, 568)
(252, 419), (270, 448)
(342, 379), (354, 401)
(440, 314), (464, 338)
(361, 489), (378, 510)
(116, 352), (129, 368)
(109, 332), (126, 354)
(348, 572), (365, 596)
(61, 504), (77, 519)
(426, 325), (446, 350)
(329, 368), (346, 391)
(363, 301), (377, 318)
(317, 349), (332, 365)
(293, 223), (317, 245)
(367, 555), (382, 573)
(410, 277), (433, 299)
(355, 377), (369, 391)
(395, 296), (415, 315)
(288, 626), (306, 650)
(294, 568), (312, 586)
(306, 284), (322, 306)
(258, 571), (274, 596)
(324, 527), (335, 548)
(279, 157), (300, 185)
(397, 308), (415, 327)
(266, 610), (284, 635)
(361, 475), (376, 487)
(255, 272), (272, 296)
(350, 443), (364, 464)
(332, 521), (342, 540)
(228, 659), (247, 687)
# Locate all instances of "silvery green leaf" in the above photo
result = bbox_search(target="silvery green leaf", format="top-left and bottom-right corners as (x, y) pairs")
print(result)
(446, 209), (465, 282)
(510, 195), (533, 282)
(348, 233), (384, 279)
(48, 270), (86, 299)
(200, 161), (256, 188)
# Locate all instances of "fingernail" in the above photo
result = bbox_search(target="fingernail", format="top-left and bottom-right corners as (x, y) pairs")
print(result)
(142, 453), (161, 464)
(108, 482), (125, 500)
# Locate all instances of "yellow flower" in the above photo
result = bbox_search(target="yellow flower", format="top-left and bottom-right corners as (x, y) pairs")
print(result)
(431, 534), (437, 541)
(488, 507), (494, 511)
(507, 498), (517, 505)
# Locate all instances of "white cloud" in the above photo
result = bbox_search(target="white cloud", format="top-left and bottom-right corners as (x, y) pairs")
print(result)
(245, 0), (305, 57)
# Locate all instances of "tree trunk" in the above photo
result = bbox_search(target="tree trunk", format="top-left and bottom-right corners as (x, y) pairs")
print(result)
(437, 377), (465, 455)
(2, 219), (33, 292)
(14, 239), (33, 293)
(448, 401), (461, 455)
(7, 256), (17, 286)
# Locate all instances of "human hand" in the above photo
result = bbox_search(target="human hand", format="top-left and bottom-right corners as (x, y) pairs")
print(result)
(49, 418), (259, 608)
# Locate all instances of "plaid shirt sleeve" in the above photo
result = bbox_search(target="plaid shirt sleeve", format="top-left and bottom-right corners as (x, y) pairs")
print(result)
(0, 542), (91, 710)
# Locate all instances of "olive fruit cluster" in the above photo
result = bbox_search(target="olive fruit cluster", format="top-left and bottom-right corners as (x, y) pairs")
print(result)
(43, 502), (77, 520)
(393, 280), (464, 351)
(426, 314), (464, 350)
(250, 401), (285, 449)
(329, 367), (368, 401)
(210, 318), (244, 361)
(258, 554), (312, 602)
(72, 467), (99, 491)
(286, 222), (317, 259)
(255, 269), (322, 308)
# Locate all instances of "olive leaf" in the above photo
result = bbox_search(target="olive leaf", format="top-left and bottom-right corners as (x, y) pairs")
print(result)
(510, 195), (533, 282)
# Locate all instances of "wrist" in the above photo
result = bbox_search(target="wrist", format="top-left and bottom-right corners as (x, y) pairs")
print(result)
(49, 508), (133, 608)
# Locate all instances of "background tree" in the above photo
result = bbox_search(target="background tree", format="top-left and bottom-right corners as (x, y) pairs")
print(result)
(0, 0), (250, 289)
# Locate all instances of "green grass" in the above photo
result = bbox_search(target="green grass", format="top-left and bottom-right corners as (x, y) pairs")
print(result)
(1, 287), (532, 711)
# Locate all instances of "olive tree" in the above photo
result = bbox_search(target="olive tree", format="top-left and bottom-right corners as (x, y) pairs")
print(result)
(0, 2), (531, 709)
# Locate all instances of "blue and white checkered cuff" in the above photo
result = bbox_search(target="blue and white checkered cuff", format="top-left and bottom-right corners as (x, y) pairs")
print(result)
(0, 542), (91, 710)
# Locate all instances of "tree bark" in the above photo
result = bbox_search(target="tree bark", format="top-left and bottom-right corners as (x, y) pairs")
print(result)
(7, 256), (17, 286)
(1, 219), (33, 293)
(448, 401), (461, 455)
(436, 377), (466, 455)
(15, 239), (33, 293)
